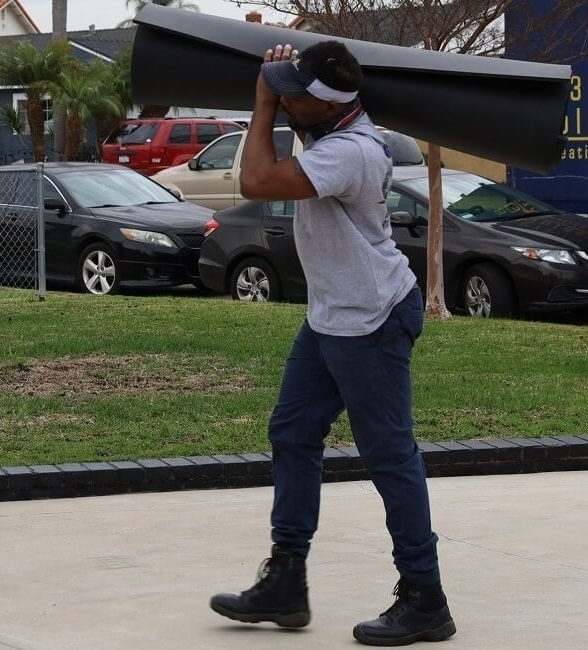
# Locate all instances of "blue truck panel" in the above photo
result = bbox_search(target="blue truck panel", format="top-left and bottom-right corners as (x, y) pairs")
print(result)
(506, 1), (587, 214)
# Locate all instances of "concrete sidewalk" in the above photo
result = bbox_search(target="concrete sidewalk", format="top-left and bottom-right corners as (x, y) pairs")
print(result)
(0, 472), (586, 650)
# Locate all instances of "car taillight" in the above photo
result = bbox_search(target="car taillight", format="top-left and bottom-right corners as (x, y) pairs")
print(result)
(205, 218), (220, 237)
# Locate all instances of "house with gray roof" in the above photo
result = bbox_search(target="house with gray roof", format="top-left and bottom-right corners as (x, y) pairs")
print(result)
(0, 0), (40, 36)
(0, 26), (136, 164)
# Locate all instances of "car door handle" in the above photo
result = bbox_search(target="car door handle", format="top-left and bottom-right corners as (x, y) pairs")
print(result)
(223, 172), (233, 179)
(264, 227), (286, 236)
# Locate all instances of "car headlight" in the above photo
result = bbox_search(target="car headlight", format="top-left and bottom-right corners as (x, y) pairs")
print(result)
(120, 228), (177, 248)
(511, 247), (576, 265)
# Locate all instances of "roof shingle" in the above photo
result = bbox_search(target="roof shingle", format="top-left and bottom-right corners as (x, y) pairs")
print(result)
(0, 26), (136, 61)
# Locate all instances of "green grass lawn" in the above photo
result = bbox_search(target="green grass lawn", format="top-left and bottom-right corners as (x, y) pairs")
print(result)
(0, 288), (586, 466)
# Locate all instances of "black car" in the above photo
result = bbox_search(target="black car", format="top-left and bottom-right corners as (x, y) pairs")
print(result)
(0, 163), (213, 295)
(198, 168), (588, 317)
(201, 199), (306, 303)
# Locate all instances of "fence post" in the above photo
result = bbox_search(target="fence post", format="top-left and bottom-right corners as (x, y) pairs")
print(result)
(36, 162), (46, 301)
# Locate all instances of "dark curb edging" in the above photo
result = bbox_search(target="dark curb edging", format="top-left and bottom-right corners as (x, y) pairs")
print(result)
(2, 435), (587, 501)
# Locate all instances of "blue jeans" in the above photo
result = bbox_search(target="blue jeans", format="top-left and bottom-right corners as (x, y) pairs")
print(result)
(268, 286), (440, 585)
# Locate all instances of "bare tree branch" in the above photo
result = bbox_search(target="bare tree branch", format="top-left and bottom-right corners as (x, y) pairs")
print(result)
(228, 0), (586, 62)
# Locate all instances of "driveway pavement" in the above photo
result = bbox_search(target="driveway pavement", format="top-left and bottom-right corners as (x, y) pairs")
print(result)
(0, 471), (586, 649)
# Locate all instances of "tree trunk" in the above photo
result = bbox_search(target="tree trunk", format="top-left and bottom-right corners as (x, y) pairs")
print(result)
(425, 142), (451, 319)
(26, 94), (46, 162)
(64, 113), (83, 160)
(52, 0), (67, 37)
(52, 0), (68, 161)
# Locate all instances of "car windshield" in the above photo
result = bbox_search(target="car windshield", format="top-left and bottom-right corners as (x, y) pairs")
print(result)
(58, 169), (179, 208)
(400, 173), (559, 222)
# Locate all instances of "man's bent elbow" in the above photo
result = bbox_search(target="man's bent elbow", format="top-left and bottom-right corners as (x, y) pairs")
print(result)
(240, 173), (264, 199)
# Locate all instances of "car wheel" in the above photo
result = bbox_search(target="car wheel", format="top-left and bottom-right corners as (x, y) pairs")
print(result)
(77, 243), (119, 295)
(230, 257), (280, 302)
(461, 263), (515, 318)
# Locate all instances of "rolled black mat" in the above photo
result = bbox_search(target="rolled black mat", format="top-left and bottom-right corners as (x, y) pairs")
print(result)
(131, 4), (571, 172)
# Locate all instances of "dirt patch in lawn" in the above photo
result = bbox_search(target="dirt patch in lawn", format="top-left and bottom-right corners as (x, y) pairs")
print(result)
(0, 354), (252, 398)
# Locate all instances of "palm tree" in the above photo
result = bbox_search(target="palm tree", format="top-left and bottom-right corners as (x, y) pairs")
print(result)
(0, 105), (26, 135)
(52, 0), (67, 34)
(0, 41), (70, 161)
(52, 0), (68, 161)
(51, 64), (125, 160)
(117, 0), (199, 28)
(88, 50), (134, 145)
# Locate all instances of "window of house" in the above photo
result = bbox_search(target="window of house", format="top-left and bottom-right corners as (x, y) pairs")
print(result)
(12, 93), (53, 135)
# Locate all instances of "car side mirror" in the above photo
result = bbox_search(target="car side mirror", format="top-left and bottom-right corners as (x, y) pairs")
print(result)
(44, 198), (68, 213)
(188, 157), (199, 171)
(389, 211), (418, 227)
(390, 210), (423, 238)
(168, 188), (183, 200)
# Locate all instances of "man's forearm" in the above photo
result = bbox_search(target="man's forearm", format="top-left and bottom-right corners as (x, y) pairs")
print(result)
(240, 99), (278, 192)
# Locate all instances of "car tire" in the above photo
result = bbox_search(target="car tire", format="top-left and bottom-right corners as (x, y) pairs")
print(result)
(77, 242), (120, 296)
(461, 263), (515, 318)
(230, 257), (280, 302)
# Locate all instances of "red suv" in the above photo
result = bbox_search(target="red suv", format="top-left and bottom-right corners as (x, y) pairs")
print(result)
(101, 117), (245, 176)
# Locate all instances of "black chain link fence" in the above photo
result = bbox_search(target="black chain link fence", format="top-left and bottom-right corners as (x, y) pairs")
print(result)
(0, 164), (45, 300)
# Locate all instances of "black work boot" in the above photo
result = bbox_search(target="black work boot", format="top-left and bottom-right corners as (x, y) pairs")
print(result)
(210, 545), (310, 628)
(353, 578), (456, 646)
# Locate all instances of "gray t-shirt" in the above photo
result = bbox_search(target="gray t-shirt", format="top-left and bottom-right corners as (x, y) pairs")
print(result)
(295, 113), (416, 336)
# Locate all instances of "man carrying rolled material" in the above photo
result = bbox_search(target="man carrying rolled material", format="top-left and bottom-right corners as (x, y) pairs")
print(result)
(210, 39), (456, 647)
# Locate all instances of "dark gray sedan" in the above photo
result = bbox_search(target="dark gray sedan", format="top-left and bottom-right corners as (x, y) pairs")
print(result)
(198, 168), (588, 317)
